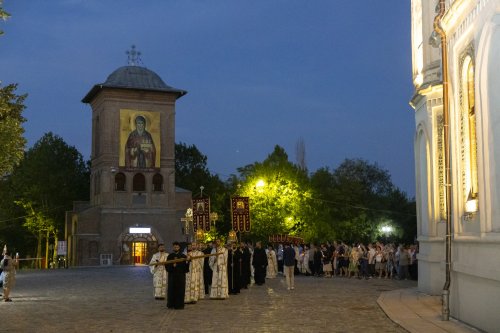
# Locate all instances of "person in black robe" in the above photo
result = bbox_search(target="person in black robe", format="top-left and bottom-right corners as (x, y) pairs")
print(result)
(239, 242), (251, 289)
(313, 246), (323, 277)
(252, 241), (268, 286)
(227, 243), (241, 294)
(165, 242), (189, 309)
(202, 241), (213, 295)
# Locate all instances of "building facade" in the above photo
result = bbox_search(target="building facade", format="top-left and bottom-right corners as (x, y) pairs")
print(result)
(66, 64), (191, 266)
(410, 0), (500, 331)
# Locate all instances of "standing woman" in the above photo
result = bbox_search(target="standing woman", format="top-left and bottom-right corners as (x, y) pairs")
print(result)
(266, 245), (278, 279)
(1, 248), (19, 302)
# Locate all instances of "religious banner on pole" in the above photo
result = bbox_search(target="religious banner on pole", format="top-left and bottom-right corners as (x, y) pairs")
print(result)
(192, 197), (210, 232)
(231, 196), (250, 232)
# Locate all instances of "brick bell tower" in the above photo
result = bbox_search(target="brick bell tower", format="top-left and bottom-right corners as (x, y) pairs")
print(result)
(66, 47), (191, 266)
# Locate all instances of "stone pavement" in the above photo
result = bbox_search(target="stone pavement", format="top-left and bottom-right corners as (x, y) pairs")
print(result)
(378, 288), (479, 333)
(0, 266), (457, 333)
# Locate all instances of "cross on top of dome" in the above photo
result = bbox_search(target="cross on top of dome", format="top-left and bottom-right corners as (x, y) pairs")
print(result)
(126, 45), (142, 66)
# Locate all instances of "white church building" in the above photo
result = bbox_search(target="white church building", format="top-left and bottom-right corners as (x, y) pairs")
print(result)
(410, 0), (500, 331)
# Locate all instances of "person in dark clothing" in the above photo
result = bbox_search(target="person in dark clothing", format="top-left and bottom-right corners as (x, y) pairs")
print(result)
(252, 241), (268, 285)
(239, 242), (251, 289)
(283, 242), (296, 290)
(227, 243), (241, 294)
(202, 241), (213, 295)
(313, 246), (323, 276)
(165, 242), (189, 309)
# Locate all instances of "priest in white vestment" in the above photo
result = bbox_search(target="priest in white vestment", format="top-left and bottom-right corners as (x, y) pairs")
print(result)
(209, 239), (228, 299)
(184, 243), (205, 303)
(266, 245), (278, 278)
(149, 243), (168, 300)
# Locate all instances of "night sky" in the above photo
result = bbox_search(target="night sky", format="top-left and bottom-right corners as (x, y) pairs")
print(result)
(0, 1), (415, 196)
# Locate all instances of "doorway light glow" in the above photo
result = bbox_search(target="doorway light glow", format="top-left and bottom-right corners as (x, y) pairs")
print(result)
(129, 227), (151, 234)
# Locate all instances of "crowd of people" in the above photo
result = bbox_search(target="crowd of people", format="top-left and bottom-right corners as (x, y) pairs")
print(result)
(278, 241), (418, 281)
(149, 239), (418, 310)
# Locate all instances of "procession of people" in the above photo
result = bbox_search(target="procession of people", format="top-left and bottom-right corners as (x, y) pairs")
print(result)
(150, 239), (278, 310)
(150, 239), (418, 310)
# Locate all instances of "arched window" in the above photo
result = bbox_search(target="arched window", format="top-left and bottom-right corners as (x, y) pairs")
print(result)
(461, 55), (478, 214)
(115, 173), (126, 191)
(133, 173), (146, 192)
(153, 173), (163, 192)
(467, 61), (478, 200)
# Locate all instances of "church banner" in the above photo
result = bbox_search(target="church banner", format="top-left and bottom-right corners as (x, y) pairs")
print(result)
(192, 197), (210, 232)
(231, 197), (250, 232)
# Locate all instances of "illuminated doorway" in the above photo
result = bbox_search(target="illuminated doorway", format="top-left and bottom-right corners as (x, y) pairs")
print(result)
(132, 242), (147, 264)
(120, 228), (158, 265)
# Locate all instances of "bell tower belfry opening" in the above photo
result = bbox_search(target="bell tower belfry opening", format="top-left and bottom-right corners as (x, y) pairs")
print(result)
(66, 47), (192, 266)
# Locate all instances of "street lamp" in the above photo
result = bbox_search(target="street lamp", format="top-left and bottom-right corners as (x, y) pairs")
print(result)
(381, 225), (393, 234)
(381, 225), (393, 243)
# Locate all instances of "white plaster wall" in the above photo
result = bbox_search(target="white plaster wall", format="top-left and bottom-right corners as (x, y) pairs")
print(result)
(484, 16), (500, 232)
(450, 242), (500, 332)
(446, 8), (500, 331)
(417, 238), (445, 295)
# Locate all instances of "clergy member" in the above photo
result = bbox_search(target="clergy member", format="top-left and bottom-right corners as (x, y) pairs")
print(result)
(227, 242), (241, 295)
(252, 241), (268, 285)
(209, 238), (229, 299)
(149, 243), (168, 300)
(202, 241), (213, 295)
(166, 242), (189, 309)
(239, 242), (251, 289)
(184, 243), (205, 304)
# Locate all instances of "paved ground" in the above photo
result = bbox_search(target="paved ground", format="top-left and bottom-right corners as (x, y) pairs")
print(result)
(378, 289), (479, 333)
(1, 266), (417, 333)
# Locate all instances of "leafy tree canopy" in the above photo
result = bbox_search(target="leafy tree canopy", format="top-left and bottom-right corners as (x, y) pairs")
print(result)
(0, 1), (9, 36)
(0, 83), (27, 176)
(6, 132), (89, 233)
(237, 145), (312, 241)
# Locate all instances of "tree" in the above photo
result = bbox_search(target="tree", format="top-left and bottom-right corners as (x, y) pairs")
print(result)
(15, 200), (56, 268)
(0, 2), (26, 176)
(236, 145), (312, 241)
(310, 159), (414, 244)
(4, 133), (89, 250)
(175, 142), (229, 238)
(0, 83), (27, 176)
(0, 1), (9, 36)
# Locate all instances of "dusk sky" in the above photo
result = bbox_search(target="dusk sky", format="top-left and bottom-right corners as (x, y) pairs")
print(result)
(0, 1), (415, 196)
